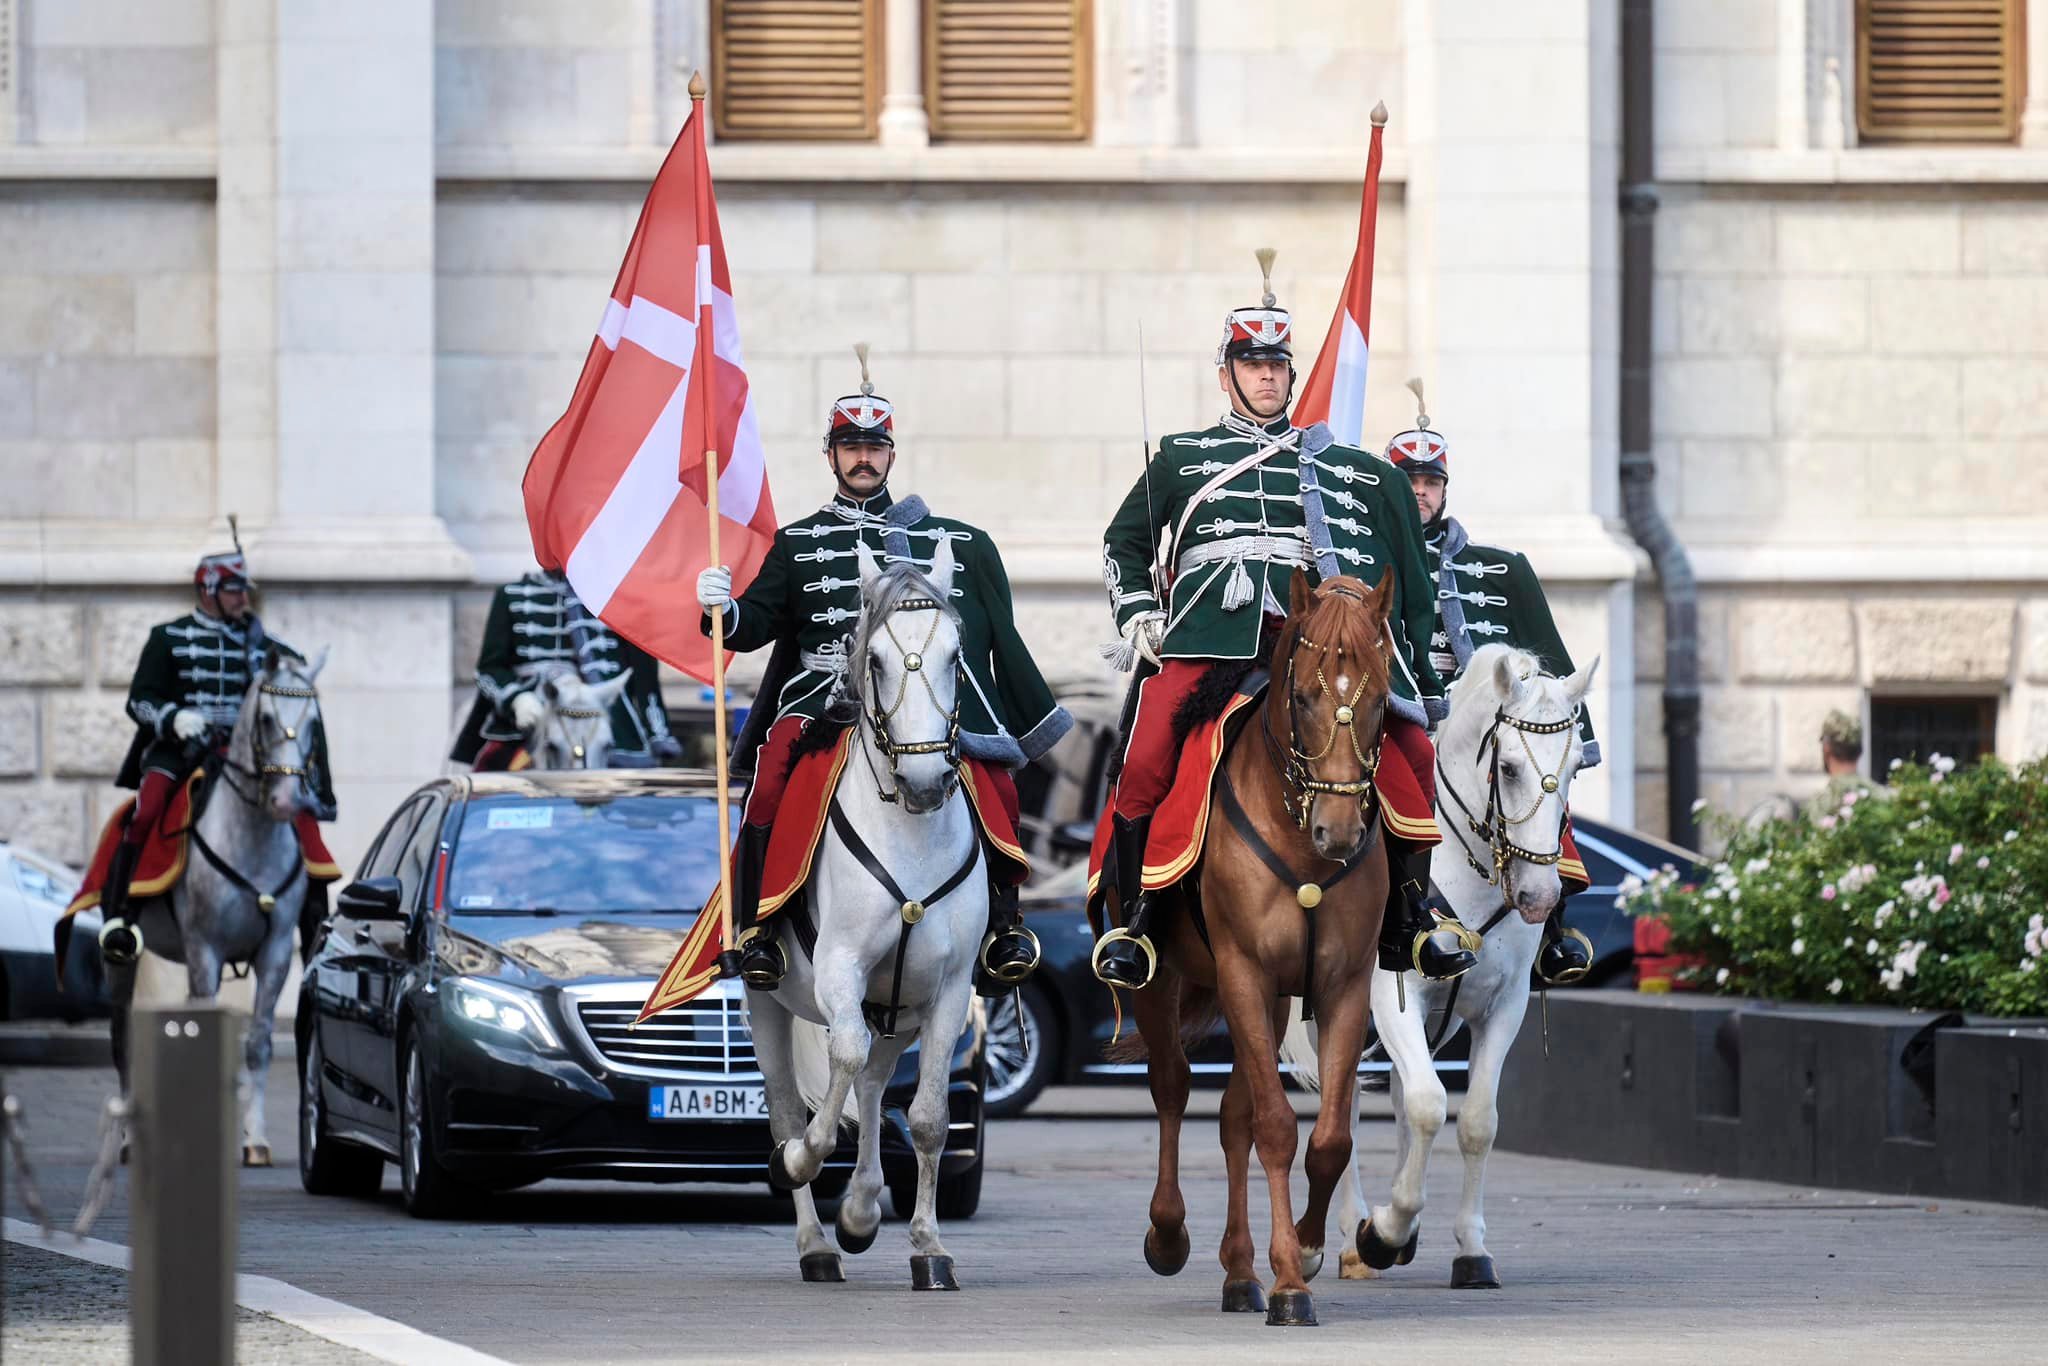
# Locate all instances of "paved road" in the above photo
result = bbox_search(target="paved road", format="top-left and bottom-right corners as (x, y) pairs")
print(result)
(5, 1058), (2045, 1365)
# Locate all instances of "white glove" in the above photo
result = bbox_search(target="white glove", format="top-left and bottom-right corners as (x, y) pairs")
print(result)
(171, 708), (208, 742)
(696, 565), (734, 614)
(1123, 611), (1167, 668)
(510, 691), (545, 731)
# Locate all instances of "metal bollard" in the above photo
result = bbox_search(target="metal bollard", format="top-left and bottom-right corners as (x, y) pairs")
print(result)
(131, 1003), (240, 1366)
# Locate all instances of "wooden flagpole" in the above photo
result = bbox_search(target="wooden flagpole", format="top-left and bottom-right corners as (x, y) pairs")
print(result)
(689, 70), (739, 974)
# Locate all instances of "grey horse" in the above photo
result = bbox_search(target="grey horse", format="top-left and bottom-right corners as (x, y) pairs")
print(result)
(111, 649), (330, 1167)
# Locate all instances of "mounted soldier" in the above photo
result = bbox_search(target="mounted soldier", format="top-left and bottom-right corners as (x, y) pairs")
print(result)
(1386, 380), (1597, 983)
(96, 540), (337, 966)
(451, 569), (681, 770)
(693, 346), (1072, 994)
(1090, 250), (1479, 991)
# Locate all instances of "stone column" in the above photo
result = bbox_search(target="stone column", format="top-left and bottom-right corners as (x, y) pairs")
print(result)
(2024, 0), (2048, 144)
(1401, 0), (1638, 821)
(877, 0), (931, 146)
(1778, 0), (1810, 150)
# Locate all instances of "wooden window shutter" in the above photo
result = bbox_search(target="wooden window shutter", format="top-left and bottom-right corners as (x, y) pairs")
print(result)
(711, 0), (882, 140)
(1857, 0), (2026, 142)
(925, 0), (1093, 141)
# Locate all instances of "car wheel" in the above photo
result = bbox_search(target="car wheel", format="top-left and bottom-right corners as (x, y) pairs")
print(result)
(936, 1150), (983, 1220)
(299, 1028), (383, 1198)
(982, 983), (1058, 1118)
(399, 1038), (474, 1219)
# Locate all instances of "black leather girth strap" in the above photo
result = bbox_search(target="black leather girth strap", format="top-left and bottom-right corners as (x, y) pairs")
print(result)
(826, 796), (981, 1038)
(1215, 765), (1379, 1023)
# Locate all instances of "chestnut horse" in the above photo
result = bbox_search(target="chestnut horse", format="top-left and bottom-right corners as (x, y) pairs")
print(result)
(1126, 570), (1394, 1328)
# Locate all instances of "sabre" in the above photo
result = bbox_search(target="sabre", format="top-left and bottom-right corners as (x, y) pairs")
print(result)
(1136, 323), (1169, 600)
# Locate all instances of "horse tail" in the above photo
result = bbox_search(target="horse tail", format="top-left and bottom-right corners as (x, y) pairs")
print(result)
(788, 1016), (846, 1127)
(1278, 1007), (1323, 1092)
(1099, 973), (1222, 1064)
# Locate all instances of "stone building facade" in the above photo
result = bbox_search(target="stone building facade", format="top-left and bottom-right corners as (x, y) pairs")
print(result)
(2, 0), (2045, 868)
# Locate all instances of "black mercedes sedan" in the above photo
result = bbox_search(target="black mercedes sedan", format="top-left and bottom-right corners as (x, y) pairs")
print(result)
(296, 771), (987, 1219)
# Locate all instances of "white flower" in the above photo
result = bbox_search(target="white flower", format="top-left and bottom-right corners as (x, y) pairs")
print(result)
(2005, 829), (2019, 843)
(1792, 938), (1806, 956)
(1867, 938), (1881, 956)
(1949, 843), (1965, 865)
(1744, 857), (1771, 875)
(1704, 887), (1723, 901)
(1715, 968), (1730, 985)
(1792, 913), (1804, 928)
(1976, 856), (1991, 870)
(1692, 797), (1710, 815)
(1619, 874), (1645, 897)
(1931, 753), (1957, 775)
(1827, 978), (1844, 995)
(1843, 937), (1855, 949)
(1889, 758), (1904, 772)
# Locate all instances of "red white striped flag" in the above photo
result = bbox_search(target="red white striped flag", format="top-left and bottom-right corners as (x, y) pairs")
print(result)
(522, 99), (775, 682)
(1292, 105), (1388, 446)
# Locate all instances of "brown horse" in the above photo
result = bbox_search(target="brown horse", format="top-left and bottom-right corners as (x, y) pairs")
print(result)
(1126, 569), (1394, 1327)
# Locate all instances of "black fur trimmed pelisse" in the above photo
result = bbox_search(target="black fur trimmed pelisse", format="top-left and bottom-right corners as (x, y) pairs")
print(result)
(781, 717), (852, 784)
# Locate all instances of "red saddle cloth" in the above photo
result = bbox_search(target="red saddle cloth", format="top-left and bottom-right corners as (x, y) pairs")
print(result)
(1086, 690), (1441, 906)
(63, 772), (341, 923)
(638, 728), (1030, 1021)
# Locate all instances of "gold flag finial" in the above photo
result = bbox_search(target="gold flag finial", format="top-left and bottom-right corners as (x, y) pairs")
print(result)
(854, 342), (873, 396)
(1255, 247), (1277, 308)
(1406, 376), (1429, 431)
(1370, 101), (1389, 128)
(688, 69), (707, 102)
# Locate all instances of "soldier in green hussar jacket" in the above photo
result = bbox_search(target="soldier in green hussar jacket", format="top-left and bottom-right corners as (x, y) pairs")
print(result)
(1385, 380), (1599, 983)
(694, 346), (1073, 993)
(1091, 250), (1480, 991)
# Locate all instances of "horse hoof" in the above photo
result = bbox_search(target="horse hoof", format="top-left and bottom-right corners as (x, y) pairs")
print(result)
(242, 1144), (272, 1168)
(1338, 1248), (1377, 1280)
(1300, 1246), (1324, 1283)
(1220, 1279), (1267, 1314)
(910, 1255), (959, 1291)
(836, 1207), (879, 1256)
(1356, 1217), (1419, 1271)
(1143, 1223), (1190, 1277)
(1266, 1289), (1317, 1327)
(800, 1252), (845, 1284)
(1450, 1254), (1501, 1289)
(767, 1143), (801, 1192)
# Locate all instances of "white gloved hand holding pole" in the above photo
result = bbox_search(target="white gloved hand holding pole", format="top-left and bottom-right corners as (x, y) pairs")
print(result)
(510, 691), (545, 731)
(171, 708), (208, 742)
(1122, 611), (1167, 668)
(696, 565), (734, 615)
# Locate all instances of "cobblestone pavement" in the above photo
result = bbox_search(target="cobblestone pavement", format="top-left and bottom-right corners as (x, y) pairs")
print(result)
(5, 1059), (2045, 1365)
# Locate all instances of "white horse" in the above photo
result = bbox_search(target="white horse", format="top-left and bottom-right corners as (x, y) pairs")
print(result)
(1283, 644), (1597, 1288)
(525, 663), (633, 769)
(113, 649), (331, 1166)
(745, 538), (986, 1291)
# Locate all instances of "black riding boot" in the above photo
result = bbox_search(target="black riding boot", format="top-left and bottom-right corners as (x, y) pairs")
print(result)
(98, 840), (145, 967)
(975, 873), (1041, 996)
(1536, 907), (1594, 986)
(1092, 814), (1161, 990)
(1380, 842), (1477, 981)
(713, 824), (784, 989)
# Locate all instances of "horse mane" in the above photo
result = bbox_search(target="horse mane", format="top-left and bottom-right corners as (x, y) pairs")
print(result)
(828, 560), (961, 722)
(1446, 644), (1580, 749)
(1271, 576), (1392, 705)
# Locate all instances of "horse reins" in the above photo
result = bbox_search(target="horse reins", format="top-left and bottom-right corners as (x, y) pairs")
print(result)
(825, 796), (981, 1038)
(857, 595), (963, 806)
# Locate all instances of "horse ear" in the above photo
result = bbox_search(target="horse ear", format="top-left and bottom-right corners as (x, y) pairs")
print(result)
(263, 643), (281, 675)
(1565, 653), (1601, 705)
(1491, 647), (1527, 705)
(856, 540), (884, 591)
(307, 645), (330, 682)
(594, 671), (633, 708)
(926, 534), (958, 598)
(1369, 565), (1397, 626)
(1288, 569), (1312, 619)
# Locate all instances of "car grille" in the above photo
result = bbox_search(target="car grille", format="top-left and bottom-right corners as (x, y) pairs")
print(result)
(572, 991), (763, 1081)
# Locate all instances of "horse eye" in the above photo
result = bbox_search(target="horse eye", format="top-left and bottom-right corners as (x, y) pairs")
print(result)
(1500, 762), (1521, 780)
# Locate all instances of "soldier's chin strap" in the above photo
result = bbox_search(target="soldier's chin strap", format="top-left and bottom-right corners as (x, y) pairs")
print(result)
(1224, 356), (1296, 425)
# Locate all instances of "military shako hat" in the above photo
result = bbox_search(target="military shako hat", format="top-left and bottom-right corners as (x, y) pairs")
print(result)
(195, 513), (254, 592)
(1384, 376), (1448, 480)
(826, 342), (895, 449)
(1216, 247), (1293, 366)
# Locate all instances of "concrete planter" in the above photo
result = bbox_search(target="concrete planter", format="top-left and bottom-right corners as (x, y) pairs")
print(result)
(1494, 990), (2048, 1208)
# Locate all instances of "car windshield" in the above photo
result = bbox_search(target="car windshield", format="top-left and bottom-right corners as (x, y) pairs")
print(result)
(444, 795), (735, 915)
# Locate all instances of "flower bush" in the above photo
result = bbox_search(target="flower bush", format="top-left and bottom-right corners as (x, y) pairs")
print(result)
(1618, 755), (2048, 1016)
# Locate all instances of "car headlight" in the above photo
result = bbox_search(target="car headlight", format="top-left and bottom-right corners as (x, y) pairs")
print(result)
(448, 978), (562, 1052)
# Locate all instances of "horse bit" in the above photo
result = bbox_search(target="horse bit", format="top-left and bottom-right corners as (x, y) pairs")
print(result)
(858, 595), (962, 805)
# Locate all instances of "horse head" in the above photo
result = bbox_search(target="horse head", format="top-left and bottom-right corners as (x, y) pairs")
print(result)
(533, 665), (631, 769)
(246, 645), (328, 823)
(850, 537), (963, 815)
(1274, 569), (1395, 863)
(1446, 644), (1600, 922)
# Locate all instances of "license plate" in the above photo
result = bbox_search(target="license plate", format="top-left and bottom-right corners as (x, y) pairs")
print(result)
(648, 1085), (769, 1122)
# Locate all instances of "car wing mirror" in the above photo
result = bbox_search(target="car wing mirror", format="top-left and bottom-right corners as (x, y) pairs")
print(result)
(337, 876), (406, 922)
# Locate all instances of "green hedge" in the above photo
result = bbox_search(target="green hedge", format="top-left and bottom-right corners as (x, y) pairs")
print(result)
(1619, 755), (2048, 1016)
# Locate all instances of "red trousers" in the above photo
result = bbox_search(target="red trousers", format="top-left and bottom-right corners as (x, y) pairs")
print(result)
(124, 766), (185, 849)
(1113, 659), (1435, 817)
(744, 715), (1020, 830)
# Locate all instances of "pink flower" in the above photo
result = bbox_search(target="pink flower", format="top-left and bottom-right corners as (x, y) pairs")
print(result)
(1819, 815), (1838, 831)
(1821, 885), (1838, 901)
(1949, 844), (1965, 865)
(1934, 885), (1954, 909)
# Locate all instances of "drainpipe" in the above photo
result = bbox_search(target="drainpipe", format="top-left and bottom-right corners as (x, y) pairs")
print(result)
(1619, 0), (1701, 849)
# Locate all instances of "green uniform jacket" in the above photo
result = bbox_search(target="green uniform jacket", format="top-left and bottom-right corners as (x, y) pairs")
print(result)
(1424, 515), (1600, 766)
(118, 610), (336, 807)
(1102, 414), (1445, 725)
(711, 489), (1072, 768)
(450, 571), (675, 765)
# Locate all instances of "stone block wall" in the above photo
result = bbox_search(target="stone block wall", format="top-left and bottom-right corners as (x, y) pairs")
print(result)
(18, 0), (215, 145)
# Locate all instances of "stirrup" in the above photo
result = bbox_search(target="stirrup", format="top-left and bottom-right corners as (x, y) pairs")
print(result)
(1410, 913), (1480, 982)
(1092, 927), (1158, 990)
(1537, 925), (1595, 986)
(99, 919), (143, 967)
(734, 926), (786, 990)
(979, 925), (1042, 987)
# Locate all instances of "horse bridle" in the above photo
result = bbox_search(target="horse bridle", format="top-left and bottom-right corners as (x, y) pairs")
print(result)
(1263, 610), (1388, 832)
(857, 595), (962, 805)
(1436, 699), (1579, 888)
(216, 676), (321, 807)
(544, 700), (608, 766)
